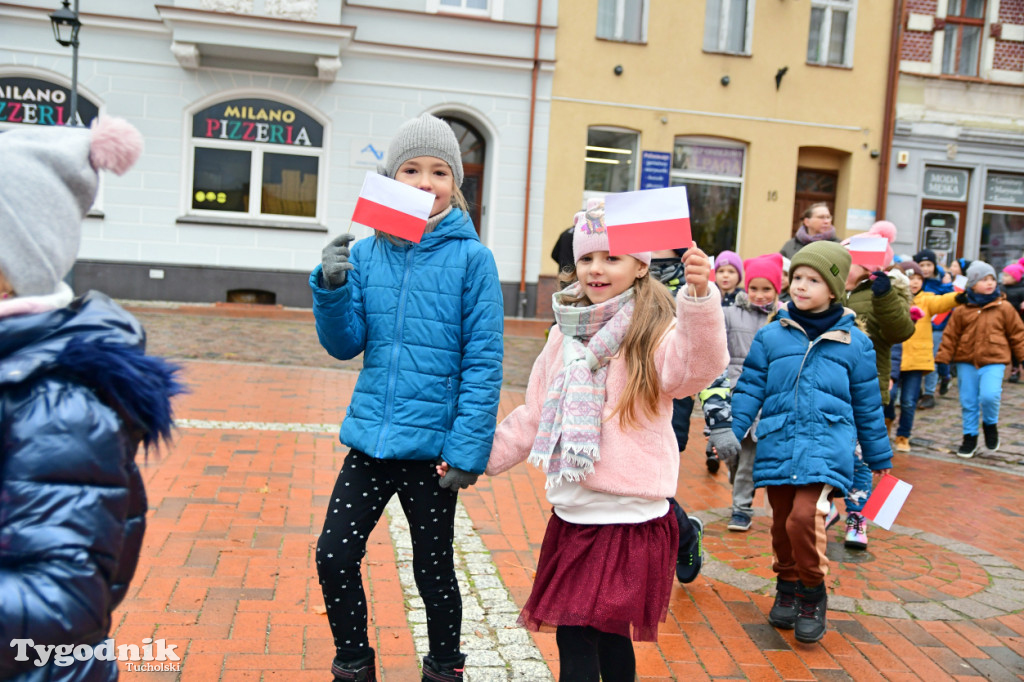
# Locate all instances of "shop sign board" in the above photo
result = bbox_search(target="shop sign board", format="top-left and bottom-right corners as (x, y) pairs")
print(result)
(0, 76), (98, 127)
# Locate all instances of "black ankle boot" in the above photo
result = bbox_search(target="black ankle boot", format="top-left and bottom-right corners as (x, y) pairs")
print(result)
(422, 653), (467, 682)
(331, 650), (376, 682)
(984, 423), (1000, 451)
(794, 582), (827, 643)
(768, 579), (799, 629)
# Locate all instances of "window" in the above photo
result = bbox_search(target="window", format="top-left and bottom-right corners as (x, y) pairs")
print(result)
(189, 97), (324, 222)
(980, 172), (1024, 272)
(703, 0), (752, 54)
(596, 0), (646, 43)
(670, 138), (745, 255)
(584, 127), (638, 195)
(807, 0), (856, 67)
(427, 0), (497, 18)
(942, 0), (985, 76)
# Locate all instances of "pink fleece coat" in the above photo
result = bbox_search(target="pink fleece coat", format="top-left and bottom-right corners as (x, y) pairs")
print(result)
(486, 286), (729, 499)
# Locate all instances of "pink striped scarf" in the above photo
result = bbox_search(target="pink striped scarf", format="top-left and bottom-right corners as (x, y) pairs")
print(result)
(528, 282), (635, 488)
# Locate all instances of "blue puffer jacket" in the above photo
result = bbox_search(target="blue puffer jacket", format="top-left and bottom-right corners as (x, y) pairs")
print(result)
(310, 209), (504, 474)
(730, 307), (892, 493)
(0, 292), (182, 682)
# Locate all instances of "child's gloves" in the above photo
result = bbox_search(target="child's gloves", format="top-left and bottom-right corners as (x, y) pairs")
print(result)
(439, 466), (479, 490)
(321, 233), (355, 289)
(909, 306), (924, 322)
(870, 271), (892, 296)
(707, 428), (741, 471)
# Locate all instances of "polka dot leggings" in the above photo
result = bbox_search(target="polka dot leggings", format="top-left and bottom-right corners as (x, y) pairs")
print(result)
(316, 448), (462, 664)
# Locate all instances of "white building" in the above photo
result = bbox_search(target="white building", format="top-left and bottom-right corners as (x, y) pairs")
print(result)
(0, 0), (555, 313)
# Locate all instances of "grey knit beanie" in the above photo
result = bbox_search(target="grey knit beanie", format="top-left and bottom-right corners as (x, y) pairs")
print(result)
(383, 113), (464, 187)
(966, 260), (996, 290)
(789, 241), (851, 303)
(0, 117), (143, 297)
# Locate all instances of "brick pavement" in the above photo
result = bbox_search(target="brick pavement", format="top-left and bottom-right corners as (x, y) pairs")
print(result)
(112, 305), (1024, 680)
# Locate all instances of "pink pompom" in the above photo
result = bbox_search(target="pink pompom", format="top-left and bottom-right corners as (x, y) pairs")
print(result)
(89, 116), (143, 175)
(910, 306), (924, 322)
(867, 220), (898, 244)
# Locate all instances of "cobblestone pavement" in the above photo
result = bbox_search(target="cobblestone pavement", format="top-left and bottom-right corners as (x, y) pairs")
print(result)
(114, 303), (1024, 680)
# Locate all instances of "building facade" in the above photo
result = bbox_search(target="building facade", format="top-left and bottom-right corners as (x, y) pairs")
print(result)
(886, 0), (1024, 272)
(537, 0), (896, 310)
(0, 0), (555, 313)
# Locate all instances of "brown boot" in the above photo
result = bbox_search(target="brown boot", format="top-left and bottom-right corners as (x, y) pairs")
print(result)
(885, 417), (894, 438)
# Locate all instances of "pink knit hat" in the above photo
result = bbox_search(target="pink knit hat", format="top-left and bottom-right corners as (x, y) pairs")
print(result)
(713, 251), (744, 281)
(743, 253), (783, 293)
(1004, 262), (1024, 284)
(842, 220), (897, 269)
(572, 198), (652, 266)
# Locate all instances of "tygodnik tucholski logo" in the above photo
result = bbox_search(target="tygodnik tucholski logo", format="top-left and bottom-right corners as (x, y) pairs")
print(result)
(10, 637), (181, 672)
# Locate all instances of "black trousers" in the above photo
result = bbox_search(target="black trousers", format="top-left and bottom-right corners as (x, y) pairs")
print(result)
(556, 626), (636, 682)
(316, 449), (462, 663)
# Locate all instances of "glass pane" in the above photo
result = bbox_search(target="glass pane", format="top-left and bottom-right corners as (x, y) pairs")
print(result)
(443, 118), (486, 165)
(670, 177), (741, 256)
(192, 147), (250, 213)
(828, 10), (848, 64)
(942, 25), (958, 74)
(467, 0), (488, 9)
(965, 0), (985, 17)
(672, 142), (744, 177)
(947, 0), (962, 14)
(959, 25), (981, 76)
(725, 0), (747, 52)
(980, 211), (1024, 274)
(440, 0), (461, 5)
(585, 128), (638, 193)
(704, 0), (721, 50)
(262, 153), (318, 217)
(807, 8), (824, 63)
(796, 169), (837, 194)
(596, 0), (616, 38)
(621, 0), (644, 42)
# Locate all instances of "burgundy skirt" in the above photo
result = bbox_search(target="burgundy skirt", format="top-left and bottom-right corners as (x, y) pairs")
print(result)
(519, 509), (678, 642)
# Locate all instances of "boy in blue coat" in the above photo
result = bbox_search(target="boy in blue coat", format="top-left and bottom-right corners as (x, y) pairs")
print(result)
(731, 241), (892, 644)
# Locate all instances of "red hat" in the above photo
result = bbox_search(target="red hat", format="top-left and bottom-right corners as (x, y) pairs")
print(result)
(744, 253), (784, 293)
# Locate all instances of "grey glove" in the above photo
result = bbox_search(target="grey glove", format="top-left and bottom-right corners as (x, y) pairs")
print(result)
(707, 428), (742, 472)
(321, 233), (355, 290)
(439, 466), (479, 491)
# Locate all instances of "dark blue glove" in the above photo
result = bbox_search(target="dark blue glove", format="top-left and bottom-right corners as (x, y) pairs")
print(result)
(871, 271), (892, 296)
(321, 233), (355, 289)
(439, 466), (479, 491)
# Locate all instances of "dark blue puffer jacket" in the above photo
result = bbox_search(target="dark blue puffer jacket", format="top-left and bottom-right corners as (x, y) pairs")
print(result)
(310, 209), (504, 474)
(0, 292), (182, 682)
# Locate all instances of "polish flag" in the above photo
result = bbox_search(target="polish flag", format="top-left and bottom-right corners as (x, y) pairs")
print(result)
(861, 473), (913, 530)
(604, 185), (692, 256)
(351, 171), (434, 243)
(953, 274), (968, 292)
(847, 236), (889, 269)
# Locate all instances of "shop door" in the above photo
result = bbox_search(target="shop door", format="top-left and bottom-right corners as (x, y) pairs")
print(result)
(792, 168), (838, 235)
(919, 203), (966, 267)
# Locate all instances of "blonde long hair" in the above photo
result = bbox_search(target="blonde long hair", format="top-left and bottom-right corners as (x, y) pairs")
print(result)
(559, 271), (678, 430)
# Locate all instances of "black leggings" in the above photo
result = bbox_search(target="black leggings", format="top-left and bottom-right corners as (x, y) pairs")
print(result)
(316, 449), (461, 663)
(556, 626), (636, 682)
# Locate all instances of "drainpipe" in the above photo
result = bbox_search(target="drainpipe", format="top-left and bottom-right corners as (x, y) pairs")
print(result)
(517, 0), (544, 318)
(876, 0), (905, 219)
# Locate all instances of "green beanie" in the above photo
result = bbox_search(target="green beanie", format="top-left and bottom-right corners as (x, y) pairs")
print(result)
(789, 241), (851, 303)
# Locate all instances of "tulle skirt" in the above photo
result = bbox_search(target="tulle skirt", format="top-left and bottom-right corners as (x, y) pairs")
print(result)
(518, 509), (678, 642)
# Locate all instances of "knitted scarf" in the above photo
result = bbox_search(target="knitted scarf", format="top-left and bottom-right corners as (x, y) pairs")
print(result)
(794, 224), (838, 245)
(967, 288), (1002, 307)
(529, 282), (635, 488)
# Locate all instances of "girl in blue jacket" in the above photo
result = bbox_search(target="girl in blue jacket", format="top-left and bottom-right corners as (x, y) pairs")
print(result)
(731, 241), (892, 645)
(310, 114), (504, 682)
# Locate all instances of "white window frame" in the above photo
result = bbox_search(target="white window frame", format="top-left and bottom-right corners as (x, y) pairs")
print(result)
(703, 0), (756, 55)
(184, 98), (326, 226)
(426, 0), (503, 20)
(596, 0), (648, 43)
(669, 136), (748, 252)
(807, 0), (858, 68)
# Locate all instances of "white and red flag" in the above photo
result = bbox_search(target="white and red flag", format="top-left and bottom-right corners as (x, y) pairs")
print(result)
(861, 473), (913, 530)
(604, 185), (692, 256)
(351, 171), (434, 243)
(953, 274), (968, 292)
(847, 236), (889, 269)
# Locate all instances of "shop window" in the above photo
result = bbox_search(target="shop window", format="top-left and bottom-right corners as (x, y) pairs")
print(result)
(670, 137), (745, 256)
(703, 0), (753, 55)
(980, 172), (1024, 272)
(597, 0), (646, 43)
(807, 0), (856, 67)
(584, 127), (639, 195)
(941, 0), (985, 76)
(189, 97), (324, 221)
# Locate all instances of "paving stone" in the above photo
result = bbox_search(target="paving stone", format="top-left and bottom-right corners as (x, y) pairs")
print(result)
(944, 598), (1006, 619)
(903, 601), (964, 620)
(856, 599), (911, 619)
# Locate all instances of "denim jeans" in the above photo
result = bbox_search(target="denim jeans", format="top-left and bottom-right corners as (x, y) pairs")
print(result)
(844, 444), (872, 514)
(924, 329), (951, 395)
(955, 363), (1005, 435)
(890, 370), (925, 438)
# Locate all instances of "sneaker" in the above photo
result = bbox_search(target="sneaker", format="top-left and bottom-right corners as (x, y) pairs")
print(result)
(939, 376), (950, 395)
(421, 654), (466, 682)
(332, 652), (377, 682)
(676, 516), (704, 584)
(918, 394), (936, 409)
(705, 454), (720, 474)
(727, 512), (752, 532)
(894, 435), (911, 452)
(957, 434), (979, 458)
(844, 512), (867, 550)
(794, 585), (828, 643)
(824, 502), (840, 531)
(768, 579), (799, 629)
(983, 423), (1000, 451)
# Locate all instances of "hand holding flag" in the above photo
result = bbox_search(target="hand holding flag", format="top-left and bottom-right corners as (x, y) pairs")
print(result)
(351, 171), (434, 243)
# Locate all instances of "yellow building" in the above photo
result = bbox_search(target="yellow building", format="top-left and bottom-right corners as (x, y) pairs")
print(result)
(539, 0), (896, 307)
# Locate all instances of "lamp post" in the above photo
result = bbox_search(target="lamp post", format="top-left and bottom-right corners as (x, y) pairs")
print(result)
(49, 0), (81, 126)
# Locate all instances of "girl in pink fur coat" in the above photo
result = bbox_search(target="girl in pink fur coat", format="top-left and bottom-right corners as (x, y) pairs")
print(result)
(478, 201), (728, 681)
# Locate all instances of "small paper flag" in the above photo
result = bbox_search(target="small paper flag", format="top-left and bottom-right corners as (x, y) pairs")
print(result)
(861, 473), (912, 530)
(847, 236), (889, 269)
(351, 171), (434, 243)
(604, 185), (692, 256)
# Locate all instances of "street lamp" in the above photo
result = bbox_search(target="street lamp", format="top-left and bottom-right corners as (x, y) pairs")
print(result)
(49, 0), (81, 126)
